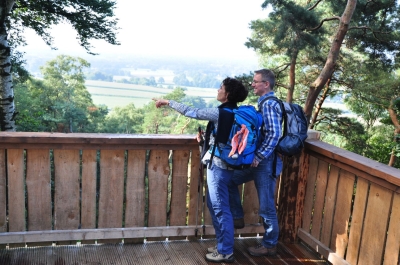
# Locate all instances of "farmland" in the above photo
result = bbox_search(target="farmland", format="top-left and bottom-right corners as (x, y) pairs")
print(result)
(85, 80), (217, 109)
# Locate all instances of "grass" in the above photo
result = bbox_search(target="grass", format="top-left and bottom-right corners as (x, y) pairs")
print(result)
(85, 80), (216, 109)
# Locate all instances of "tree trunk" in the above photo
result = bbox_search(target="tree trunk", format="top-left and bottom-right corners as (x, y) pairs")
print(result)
(303, 0), (357, 119)
(309, 78), (331, 129)
(388, 106), (400, 167)
(0, 1), (17, 132)
(286, 48), (298, 103)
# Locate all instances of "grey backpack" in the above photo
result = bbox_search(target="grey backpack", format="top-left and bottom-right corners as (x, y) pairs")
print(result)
(262, 97), (309, 156)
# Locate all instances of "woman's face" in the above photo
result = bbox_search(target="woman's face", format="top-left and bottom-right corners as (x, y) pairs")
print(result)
(217, 84), (229, 103)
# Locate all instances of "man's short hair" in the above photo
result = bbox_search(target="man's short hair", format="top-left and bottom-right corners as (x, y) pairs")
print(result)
(254, 69), (275, 90)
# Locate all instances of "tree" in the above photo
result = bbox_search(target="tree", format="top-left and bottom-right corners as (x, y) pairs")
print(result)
(14, 79), (46, 131)
(15, 56), (109, 133)
(246, 1), (323, 103)
(345, 66), (400, 166)
(158, 77), (165, 84)
(253, 1), (399, 118)
(1, 0), (119, 131)
(101, 103), (144, 134)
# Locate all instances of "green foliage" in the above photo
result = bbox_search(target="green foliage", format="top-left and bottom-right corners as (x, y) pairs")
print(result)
(317, 113), (368, 154)
(14, 81), (47, 131)
(141, 88), (208, 134)
(86, 71), (113, 82)
(344, 93), (386, 130)
(182, 96), (207, 108)
(11, 51), (29, 84)
(365, 125), (397, 164)
(249, 0), (400, 167)
(15, 55), (108, 132)
(101, 103), (144, 134)
(164, 87), (186, 101)
(9, 0), (119, 54)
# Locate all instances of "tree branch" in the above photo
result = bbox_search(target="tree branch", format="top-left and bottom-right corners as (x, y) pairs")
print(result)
(307, 16), (340, 31)
(348, 26), (391, 42)
(308, 0), (323, 11)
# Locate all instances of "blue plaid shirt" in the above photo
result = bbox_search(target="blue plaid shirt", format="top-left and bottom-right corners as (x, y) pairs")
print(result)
(255, 92), (283, 162)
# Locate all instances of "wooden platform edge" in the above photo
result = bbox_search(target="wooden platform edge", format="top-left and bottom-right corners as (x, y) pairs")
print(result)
(0, 224), (264, 244)
(298, 228), (351, 265)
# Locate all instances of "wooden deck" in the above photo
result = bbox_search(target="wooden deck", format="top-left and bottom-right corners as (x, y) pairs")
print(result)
(0, 237), (329, 265)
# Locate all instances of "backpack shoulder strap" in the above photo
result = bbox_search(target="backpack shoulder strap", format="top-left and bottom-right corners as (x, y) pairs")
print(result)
(259, 96), (287, 133)
(208, 107), (236, 168)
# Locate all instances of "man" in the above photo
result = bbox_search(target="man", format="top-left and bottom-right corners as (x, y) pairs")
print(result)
(228, 69), (283, 256)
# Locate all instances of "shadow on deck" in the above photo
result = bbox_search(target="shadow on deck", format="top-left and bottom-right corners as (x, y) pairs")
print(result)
(0, 237), (329, 265)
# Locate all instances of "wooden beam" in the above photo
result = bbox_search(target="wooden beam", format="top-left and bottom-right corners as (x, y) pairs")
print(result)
(0, 224), (264, 244)
(305, 140), (400, 187)
(298, 228), (351, 265)
(0, 132), (197, 145)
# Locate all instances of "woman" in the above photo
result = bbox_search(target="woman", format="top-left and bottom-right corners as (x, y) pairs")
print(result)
(153, 77), (248, 263)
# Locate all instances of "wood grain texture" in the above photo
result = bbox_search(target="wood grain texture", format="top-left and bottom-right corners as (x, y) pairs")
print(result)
(305, 140), (400, 187)
(169, 150), (190, 226)
(302, 155), (319, 232)
(7, 150), (25, 232)
(81, 150), (98, 229)
(329, 170), (354, 258)
(311, 160), (329, 240)
(345, 177), (368, 265)
(54, 150), (80, 230)
(242, 180), (260, 224)
(26, 149), (52, 231)
(98, 150), (125, 229)
(187, 148), (200, 226)
(320, 165), (339, 246)
(383, 191), (400, 265)
(0, 150), (6, 233)
(147, 150), (169, 227)
(125, 150), (146, 227)
(358, 184), (392, 265)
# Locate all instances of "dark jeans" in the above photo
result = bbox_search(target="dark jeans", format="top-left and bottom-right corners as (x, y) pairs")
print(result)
(228, 153), (282, 248)
(207, 163), (235, 254)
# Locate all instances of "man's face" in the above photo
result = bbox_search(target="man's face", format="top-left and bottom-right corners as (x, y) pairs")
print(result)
(251, 73), (270, 97)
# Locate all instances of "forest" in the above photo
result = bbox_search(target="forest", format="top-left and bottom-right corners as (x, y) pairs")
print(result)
(2, 0), (400, 168)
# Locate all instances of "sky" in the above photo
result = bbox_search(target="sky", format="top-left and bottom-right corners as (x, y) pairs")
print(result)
(21, 1), (270, 63)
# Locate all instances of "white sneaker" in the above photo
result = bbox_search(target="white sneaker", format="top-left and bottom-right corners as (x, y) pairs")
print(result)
(205, 250), (234, 263)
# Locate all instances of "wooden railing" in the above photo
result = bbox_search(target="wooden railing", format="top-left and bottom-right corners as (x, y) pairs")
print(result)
(0, 132), (263, 248)
(277, 131), (400, 265)
(0, 132), (399, 265)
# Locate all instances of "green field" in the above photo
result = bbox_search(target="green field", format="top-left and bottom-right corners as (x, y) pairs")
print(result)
(85, 80), (217, 109)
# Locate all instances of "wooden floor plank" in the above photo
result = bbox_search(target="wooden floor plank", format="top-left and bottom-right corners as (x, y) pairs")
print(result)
(0, 237), (330, 265)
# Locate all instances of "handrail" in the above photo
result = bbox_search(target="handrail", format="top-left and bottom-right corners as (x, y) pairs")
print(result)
(305, 139), (400, 188)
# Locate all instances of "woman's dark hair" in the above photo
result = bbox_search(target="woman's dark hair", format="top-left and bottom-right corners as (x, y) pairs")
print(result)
(222, 77), (248, 103)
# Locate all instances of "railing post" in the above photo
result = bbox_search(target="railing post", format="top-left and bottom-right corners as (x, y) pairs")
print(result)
(277, 130), (320, 243)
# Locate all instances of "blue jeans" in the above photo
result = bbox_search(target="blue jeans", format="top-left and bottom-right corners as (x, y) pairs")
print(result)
(228, 153), (283, 248)
(206, 163), (234, 254)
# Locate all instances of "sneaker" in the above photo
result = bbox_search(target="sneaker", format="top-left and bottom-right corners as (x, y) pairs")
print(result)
(233, 218), (244, 229)
(205, 250), (234, 263)
(248, 244), (277, 256)
(207, 245), (217, 253)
